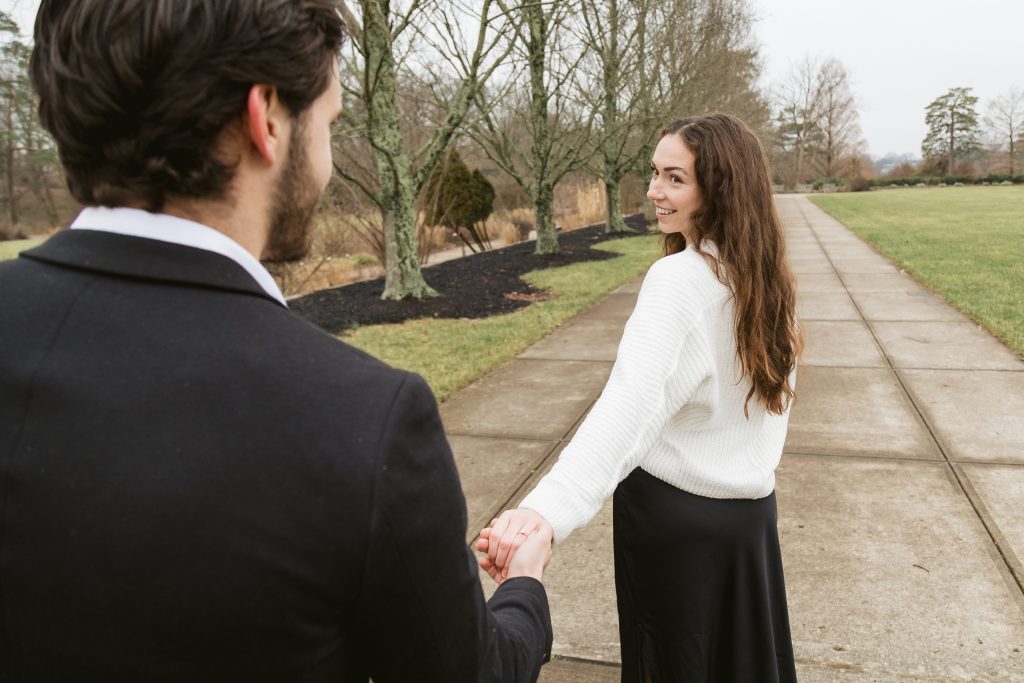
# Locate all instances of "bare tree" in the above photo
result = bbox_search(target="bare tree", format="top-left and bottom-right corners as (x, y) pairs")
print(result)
(576, 0), (658, 233)
(814, 59), (862, 178)
(771, 55), (863, 186)
(1, 10), (65, 233)
(772, 57), (828, 188)
(468, 0), (596, 255)
(984, 87), (1024, 175)
(335, 0), (514, 299)
(638, 0), (768, 177)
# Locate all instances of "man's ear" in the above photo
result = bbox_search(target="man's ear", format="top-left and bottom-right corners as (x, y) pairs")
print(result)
(245, 84), (284, 166)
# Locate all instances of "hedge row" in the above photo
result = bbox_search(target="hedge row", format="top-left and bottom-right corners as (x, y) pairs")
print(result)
(868, 175), (1024, 188)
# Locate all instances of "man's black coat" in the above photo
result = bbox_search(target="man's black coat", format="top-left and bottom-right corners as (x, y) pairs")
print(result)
(0, 230), (551, 682)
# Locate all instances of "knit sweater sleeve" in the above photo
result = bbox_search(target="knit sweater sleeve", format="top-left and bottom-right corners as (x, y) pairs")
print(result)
(518, 256), (716, 541)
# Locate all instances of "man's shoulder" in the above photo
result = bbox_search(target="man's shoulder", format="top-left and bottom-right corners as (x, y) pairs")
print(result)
(256, 305), (413, 395)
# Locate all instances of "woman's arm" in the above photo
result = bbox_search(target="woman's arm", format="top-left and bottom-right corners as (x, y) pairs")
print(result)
(491, 258), (719, 554)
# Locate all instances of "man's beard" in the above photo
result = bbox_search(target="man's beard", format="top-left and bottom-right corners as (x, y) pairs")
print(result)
(262, 118), (321, 263)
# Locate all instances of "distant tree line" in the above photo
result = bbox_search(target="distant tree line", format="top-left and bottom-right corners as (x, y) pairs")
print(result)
(918, 85), (1023, 178)
(40, 4), (1024, 299)
(765, 59), (1024, 192)
(333, 0), (767, 298)
(0, 10), (65, 238)
(5, 2), (1021, 295)
(0, 1), (769, 298)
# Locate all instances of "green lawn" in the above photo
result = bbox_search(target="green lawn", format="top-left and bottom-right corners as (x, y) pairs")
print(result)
(344, 234), (662, 401)
(0, 237), (45, 261)
(809, 187), (1024, 355)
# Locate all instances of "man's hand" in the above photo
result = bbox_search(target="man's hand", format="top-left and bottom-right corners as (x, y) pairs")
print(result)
(476, 509), (553, 584)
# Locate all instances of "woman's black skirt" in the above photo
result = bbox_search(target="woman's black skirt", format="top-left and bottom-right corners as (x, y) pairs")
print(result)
(613, 468), (797, 683)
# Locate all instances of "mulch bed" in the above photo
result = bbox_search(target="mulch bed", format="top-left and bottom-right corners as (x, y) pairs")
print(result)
(290, 214), (651, 334)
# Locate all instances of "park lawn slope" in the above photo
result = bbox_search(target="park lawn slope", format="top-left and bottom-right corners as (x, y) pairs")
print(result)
(342, 234), (661, 401)
(810, 187), (1024, 355)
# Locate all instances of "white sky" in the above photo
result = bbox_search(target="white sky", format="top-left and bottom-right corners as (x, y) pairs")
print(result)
(753, 0), (1024, 158)
(7, 0), (1024, 158)
(4, 0), (34, 36)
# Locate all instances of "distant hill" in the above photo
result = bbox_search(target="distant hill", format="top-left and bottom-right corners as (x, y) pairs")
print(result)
(873, 152), (920, 176)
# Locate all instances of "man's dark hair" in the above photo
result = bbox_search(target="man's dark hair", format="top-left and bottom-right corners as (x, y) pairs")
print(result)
(30, 0), (345, 211)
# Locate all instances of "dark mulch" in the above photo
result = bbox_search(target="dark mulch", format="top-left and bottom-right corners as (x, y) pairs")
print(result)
(290, 214), (651, 334)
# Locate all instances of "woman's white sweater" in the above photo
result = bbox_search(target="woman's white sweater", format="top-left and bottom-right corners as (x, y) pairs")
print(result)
(518, 243), (794, 542)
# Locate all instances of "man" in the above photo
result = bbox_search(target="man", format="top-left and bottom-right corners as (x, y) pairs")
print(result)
(0, 1), (553, 680)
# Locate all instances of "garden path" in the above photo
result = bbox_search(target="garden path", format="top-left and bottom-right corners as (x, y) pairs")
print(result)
(444, 195), (1024, 682)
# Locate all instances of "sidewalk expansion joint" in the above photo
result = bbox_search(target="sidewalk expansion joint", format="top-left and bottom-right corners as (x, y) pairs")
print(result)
(548, 654), (622, 669)
(444, 432), (560, 443)
(798, 198), (1024, 602)
(478, 398), (598, 525)
(785, 449), (1024, 468)
(515, 357), (616, 365)
(512, 357), (611, 364)
(785, 450), (942, 464)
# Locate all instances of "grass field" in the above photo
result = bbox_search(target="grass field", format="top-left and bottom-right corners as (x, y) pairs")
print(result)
(809, 187), (1024, 354)
(0, 237), (45, 261)
(344, 234), (662, 401)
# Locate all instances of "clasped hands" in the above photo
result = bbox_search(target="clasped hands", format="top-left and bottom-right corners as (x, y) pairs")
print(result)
(475, 508), (553, 585)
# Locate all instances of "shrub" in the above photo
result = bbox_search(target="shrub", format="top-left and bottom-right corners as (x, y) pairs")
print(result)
(847, 176), (871, 192)
(484, 207), (535, 247)
(497, 220), (525, 246)
(423, 151), (495, 253)
(867, 174), (1024, 189)
(807, 177), (839, 192)
(348, 252), (378, 267)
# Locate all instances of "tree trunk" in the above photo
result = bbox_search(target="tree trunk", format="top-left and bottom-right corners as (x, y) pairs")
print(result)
(604, 173), (628, 233)
(5, 90), (17, 226)
(363, 0), (436, 300)
(533, 183), (559, 254)
(24, 118), (58, 225)
(947, 107), (955, 175)
(379, 167), (436, 299)
(601, 0), (628, 234)
(794, 140), (805, 189)
(526, 2), (559, 255)
(1009, 132), (1015, 176)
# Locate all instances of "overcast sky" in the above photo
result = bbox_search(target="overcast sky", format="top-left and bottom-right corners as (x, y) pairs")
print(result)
(753, 0), (1024, 158)
(7, 0), (1023, 159)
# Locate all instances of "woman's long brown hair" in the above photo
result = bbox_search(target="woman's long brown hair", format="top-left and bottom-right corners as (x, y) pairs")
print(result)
(661, 114), (802, 415)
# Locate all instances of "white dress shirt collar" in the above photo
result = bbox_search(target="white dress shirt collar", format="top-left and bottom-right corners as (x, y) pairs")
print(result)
(70, 206), (287, 306)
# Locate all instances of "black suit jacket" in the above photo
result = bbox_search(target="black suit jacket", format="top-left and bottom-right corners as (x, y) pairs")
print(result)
(0, 230), (551, 682)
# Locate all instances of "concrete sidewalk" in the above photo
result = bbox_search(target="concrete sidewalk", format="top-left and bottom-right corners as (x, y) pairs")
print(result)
(442, 194), (1024, 682)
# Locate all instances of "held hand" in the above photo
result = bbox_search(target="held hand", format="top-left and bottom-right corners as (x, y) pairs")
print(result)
(476, 508), (553, 581)
(476, 521), (553, 584)
(476, 528), (504, 584)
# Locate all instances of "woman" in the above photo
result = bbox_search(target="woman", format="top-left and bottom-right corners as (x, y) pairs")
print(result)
(478, 113), (802, 682)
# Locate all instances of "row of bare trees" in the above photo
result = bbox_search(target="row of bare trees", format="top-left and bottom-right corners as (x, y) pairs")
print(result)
(879, 86), (1024, 179)
(0, 11), (64, 235)
(767, 52), (1024, 186)
(1, 1), (767, 299)
(333, 0), (766, 299)
(984, 87), (1024, 176)
(923, 86), (1024, 177)
(769, 56), (864, 189)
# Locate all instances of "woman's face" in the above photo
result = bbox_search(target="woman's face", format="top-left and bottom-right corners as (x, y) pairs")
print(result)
(647, 134), (701, 240)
